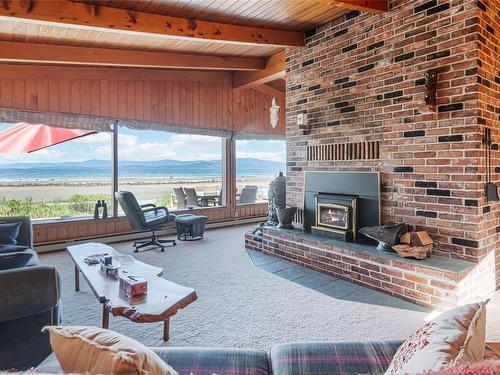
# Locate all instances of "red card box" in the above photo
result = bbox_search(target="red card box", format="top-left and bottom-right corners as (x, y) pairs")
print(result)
(119, 274), (148, 296)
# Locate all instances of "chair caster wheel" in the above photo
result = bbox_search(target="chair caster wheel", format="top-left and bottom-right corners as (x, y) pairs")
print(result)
(133, 249), (138, 253)
(160, 248), (165, 252)
(173, 242), (177, 246)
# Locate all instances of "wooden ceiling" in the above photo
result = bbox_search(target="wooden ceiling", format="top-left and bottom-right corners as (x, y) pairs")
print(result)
(0, 0), (352, 58)
(82, 0), (351, 31)
(0, 0), (388, 90)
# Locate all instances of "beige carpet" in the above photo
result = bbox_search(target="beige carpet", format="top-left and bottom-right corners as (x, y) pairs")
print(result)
(40, 224), (499, 349)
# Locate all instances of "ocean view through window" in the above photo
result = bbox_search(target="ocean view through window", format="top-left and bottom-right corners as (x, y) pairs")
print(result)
(0, 122), (113, 219)
(117, 128), (224, 211)
(0, 122), (286, 220)
(235, 139), (286, 205)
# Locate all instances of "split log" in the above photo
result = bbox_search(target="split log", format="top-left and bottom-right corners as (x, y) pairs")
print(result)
(393, 244), (432, 260)
(400, 231), (433, 246)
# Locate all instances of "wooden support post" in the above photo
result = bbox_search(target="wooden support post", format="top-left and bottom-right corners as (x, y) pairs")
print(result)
(74, 265), (80, 292)
(163, 318), (170, 341)
(223, 137), (237, 211)
(102, 304), (109, 329)
(111, 121), (119, 217)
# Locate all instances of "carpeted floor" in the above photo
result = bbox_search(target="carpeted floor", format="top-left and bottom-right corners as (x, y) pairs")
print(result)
(40, 224), (499, 349)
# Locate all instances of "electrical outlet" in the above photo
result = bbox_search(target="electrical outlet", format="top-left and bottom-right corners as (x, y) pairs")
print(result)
(234, 210), (239, 217)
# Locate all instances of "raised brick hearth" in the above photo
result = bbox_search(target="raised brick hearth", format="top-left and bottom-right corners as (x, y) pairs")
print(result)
(245, 227), (491, 309)
(276, 0), (499, 305)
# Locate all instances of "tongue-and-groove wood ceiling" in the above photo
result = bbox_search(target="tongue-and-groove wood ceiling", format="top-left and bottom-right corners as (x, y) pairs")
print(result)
(0, 0), (388, 87)
(0, 0), (351, 58)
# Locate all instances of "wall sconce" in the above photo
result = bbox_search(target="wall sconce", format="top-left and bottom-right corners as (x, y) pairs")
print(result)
(424, 69), (438, 112)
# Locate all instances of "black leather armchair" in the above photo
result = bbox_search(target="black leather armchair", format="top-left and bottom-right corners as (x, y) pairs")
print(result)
(0, 216), (61, 371)
(115, 191), (177, 252)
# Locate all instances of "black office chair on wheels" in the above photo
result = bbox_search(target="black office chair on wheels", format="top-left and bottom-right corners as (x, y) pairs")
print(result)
(115, 191), (177, 252)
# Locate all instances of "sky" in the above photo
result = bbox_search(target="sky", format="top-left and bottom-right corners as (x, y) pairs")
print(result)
(0, 123), (285, 165)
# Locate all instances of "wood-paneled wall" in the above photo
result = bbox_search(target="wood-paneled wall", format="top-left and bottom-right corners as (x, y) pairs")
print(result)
(34, 203), (268, 246)
(0, 63), (281, 245)
(0, 64), (285, 136)
(233, 87), (285, 136)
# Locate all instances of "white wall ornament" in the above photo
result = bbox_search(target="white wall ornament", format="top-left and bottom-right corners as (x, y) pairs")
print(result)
(270, 97), (280, 128)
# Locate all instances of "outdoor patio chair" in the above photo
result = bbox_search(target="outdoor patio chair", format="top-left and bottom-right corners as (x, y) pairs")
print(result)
(174, 187), (187, 209)
(115, 191), (176, 252)
(238, 185), (258, 204)
(184, 188), (201, 207)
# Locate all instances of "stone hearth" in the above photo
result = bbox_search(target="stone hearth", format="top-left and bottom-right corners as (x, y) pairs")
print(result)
(245, 226), (492, 309)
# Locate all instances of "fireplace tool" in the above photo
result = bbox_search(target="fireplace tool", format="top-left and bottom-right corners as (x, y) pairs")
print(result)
(484, 128), (498, 202)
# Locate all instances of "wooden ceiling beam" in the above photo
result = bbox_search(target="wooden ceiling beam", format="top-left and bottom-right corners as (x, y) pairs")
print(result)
(0, 0), (304, 47)
(320, 1), (388, 13)
(253, 84), (284, 100)
(0, 41), (265, 71)
(233, 51), (285, 89)
(0, 64), (232, 81)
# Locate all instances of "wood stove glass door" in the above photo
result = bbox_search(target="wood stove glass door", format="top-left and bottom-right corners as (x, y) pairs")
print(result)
(316, 203), (349, 230)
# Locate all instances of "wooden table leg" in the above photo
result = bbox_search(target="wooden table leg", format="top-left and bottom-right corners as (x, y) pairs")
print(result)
(74, 265), (80, 291)
(102, 304), (109, 329)
(163, 318), (170, 342)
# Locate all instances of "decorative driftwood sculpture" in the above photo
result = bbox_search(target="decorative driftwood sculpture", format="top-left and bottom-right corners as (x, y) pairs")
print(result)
(358, 222), (407, 251)
(267, 172), (286, 226)
(393, 231), (433, 259)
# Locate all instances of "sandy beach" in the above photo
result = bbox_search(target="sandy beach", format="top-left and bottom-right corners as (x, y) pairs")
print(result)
(0, 176), (272, 202)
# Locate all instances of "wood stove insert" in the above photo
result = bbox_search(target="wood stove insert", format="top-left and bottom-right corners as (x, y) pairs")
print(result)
(312, 193), (358, 241)
(304, 172), (380, 243)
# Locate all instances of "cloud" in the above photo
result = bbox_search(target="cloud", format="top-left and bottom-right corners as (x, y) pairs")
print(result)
(0, 126), (285, 165)
(0, 148), (63, 164)
(236, 150), (286, 162)
(170, 134), (220, 143)
(79, 132), (112, 144)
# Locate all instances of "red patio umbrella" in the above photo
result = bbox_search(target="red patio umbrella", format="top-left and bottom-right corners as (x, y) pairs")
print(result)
(0, 123), (97, 153)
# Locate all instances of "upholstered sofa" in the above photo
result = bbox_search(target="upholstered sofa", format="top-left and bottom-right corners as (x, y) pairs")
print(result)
(0, 216), (61, 371)
(36, 340), (404, 374)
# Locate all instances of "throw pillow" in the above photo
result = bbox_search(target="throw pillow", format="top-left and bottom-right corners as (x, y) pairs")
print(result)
(43, 326), (179, 375)
(0, 244), (29, 254)
(0, 252), (33, 270)
(385, 301), (488, 375)
(0, 222), (21, 245)
(422, 359), (500, 374)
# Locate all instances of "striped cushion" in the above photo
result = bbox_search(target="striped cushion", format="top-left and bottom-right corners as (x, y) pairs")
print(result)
(270, 341), (404, 375)
(154, 347), (270, 375)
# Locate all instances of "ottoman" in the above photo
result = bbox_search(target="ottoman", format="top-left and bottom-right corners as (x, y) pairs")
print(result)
(175, 214), (209, 241)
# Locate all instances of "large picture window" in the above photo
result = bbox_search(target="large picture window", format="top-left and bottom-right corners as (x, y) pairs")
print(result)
(0, 120), (280, 221)
(118, 127), (224, 211)
(0, 122), (113, 220)
(235, 139), (286, 205)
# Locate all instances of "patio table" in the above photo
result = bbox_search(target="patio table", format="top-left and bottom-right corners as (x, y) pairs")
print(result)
(197, 192), (220, 206)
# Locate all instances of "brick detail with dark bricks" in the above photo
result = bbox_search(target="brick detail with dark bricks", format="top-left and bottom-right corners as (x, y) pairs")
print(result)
(285, 0), (499, 292)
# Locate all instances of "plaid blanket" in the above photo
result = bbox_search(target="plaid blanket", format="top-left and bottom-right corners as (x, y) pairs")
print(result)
(270, 340), (404, 375)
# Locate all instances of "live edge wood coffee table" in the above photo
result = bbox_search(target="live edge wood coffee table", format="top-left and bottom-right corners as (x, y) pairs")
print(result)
(67, 243), (197, 341)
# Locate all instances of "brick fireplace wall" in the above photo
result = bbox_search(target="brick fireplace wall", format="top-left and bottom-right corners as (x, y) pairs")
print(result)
(477, 0), (500, 290)
(286, 0), (499, 291)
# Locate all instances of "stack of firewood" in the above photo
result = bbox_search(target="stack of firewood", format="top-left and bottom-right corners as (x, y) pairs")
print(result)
(393, 231), (433, 260)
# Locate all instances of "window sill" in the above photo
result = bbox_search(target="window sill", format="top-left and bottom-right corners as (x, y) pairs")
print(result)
(31, 205), (230, 225)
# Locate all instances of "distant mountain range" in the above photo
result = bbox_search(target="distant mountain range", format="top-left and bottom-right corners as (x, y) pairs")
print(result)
(0, 158), (284, 170)
(0, 158), (285, 180)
